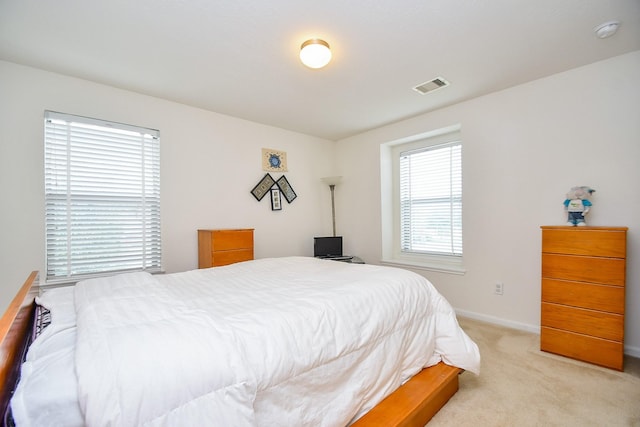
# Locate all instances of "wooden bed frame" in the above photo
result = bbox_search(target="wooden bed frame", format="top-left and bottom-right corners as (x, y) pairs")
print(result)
(0, 272), (461, 426)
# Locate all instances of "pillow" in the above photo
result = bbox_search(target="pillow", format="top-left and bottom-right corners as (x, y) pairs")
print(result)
(10, 286), (83, 427)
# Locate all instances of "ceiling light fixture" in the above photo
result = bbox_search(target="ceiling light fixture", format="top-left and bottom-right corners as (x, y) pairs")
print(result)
(300, 39), (332, 69)
(594, 21), (620, 39)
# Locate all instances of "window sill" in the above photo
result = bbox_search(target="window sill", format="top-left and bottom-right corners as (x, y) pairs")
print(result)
(43, 268), (165, 287)
(380, 258), (466, 275)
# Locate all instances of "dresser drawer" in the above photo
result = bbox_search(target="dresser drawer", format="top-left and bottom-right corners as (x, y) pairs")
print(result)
(541, 228), (626, 258)
(541, 279), (624, 314)
(541, 302), (623, 341)
(210, 229), (253, 251)
(540, 326), (623, 371)
(212, 249), (253, 267)
(541, 253), (625, 286)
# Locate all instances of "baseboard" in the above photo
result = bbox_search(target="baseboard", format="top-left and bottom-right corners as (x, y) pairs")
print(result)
(623, 344), (640, 359)
(454, 308), (540, 334)
(453, 308), (640, 359)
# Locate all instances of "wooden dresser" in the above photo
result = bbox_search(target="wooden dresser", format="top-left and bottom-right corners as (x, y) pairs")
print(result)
(198, 229), (254, 268)
(540, 226), (627, 370)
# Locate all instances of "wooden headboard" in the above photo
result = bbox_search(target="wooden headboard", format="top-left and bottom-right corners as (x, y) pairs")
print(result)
(0, 272), (39, 424)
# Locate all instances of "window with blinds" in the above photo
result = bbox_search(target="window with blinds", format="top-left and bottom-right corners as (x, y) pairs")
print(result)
(399, 141), (462, 257)
(44, 111), (161, 283)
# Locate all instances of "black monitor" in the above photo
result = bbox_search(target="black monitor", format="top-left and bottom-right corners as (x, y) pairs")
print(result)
(314, 236), (343, 258)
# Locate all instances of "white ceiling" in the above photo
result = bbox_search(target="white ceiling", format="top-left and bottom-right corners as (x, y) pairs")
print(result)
(1, 0), (639, 140)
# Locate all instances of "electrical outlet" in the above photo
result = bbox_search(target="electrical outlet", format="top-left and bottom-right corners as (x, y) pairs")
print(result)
(494, 282), (504, 295)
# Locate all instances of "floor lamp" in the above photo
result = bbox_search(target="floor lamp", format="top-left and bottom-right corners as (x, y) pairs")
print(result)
(321, 176), (342, 237)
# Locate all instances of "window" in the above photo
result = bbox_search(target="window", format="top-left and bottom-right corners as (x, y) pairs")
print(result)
(44, 111), (161, 284)
(399, 141), (462, 255)
(381, 125), (464, 273)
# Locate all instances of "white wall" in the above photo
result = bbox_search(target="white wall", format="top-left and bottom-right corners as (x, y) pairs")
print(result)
(0, 60), (336, 313)
(335, 51), (640, 356)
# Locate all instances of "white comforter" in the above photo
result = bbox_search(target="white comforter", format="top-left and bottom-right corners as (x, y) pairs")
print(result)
(23, 257), (480, 427)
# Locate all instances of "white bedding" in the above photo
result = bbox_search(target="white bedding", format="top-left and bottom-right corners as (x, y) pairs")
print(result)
(12, 256), (480, 427)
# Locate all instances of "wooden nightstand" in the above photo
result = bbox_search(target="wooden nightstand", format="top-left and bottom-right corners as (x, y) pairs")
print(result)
(198, 229), (254, 268)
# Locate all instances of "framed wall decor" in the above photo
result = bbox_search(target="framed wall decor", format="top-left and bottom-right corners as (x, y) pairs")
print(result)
(262, 148), (288, 172)
(270, 188), (282, 211)
(276, 175), (297, 203)
(251, 173), (276, 201)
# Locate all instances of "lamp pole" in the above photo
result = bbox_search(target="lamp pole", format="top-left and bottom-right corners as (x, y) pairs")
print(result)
(329, 184), (336, 237)
(321, 176), (342, 237)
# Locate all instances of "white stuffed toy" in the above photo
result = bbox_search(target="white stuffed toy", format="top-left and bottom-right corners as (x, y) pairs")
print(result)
(564, 186), (595, 226)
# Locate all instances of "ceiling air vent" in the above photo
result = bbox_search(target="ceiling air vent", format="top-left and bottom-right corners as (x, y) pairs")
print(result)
(413, 77), (449, 95)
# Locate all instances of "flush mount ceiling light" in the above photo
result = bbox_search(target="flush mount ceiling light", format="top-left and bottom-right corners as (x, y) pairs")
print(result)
(300, 39), (332, 69)
(594, 21), (620, 39)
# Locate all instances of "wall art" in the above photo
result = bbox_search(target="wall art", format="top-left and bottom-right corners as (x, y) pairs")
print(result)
(270, 188), (282, 211)
(251, 173), (275, 201)
(262, 148), (288, 172)
(276, 175), (297, 203)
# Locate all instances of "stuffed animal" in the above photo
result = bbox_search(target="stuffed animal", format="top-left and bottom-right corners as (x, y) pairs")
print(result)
(564, 186), (595, 226)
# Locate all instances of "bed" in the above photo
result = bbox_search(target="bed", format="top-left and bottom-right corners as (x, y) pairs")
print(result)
(0, 257), (479, 426)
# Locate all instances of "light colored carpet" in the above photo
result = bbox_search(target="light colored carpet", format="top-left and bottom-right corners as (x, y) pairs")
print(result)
(428, 317), (640, 427)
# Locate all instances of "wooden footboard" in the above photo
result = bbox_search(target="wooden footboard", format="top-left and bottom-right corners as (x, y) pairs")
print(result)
(0, 272), (461, 426)
(352, 362), (461, 427)
(0, 272), (39, 422)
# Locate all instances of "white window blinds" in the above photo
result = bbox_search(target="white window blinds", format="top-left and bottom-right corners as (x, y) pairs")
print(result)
(44, 111), (161, 283)
(399, 141), (462, 256)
